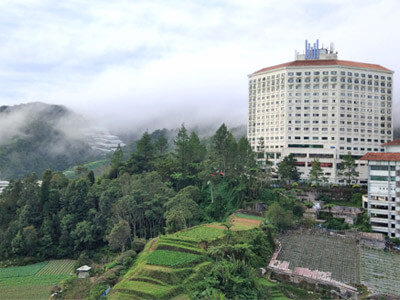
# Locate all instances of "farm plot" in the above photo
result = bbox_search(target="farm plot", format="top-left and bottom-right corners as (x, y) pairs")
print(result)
(36, 259), (75, 275)
(147, 250), (202, 267)
(0, 261), (48, 278)
(278, 229), (359, 285)
(0, 260), (75, 300)
(168, 226), (225, 242)
(360, 246), (400, 296)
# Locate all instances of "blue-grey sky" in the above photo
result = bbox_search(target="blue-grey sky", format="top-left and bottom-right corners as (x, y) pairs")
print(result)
(0, 0), (399, 131)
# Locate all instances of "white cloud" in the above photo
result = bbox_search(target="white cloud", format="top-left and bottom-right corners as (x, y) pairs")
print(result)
(0, 0), (399, 130)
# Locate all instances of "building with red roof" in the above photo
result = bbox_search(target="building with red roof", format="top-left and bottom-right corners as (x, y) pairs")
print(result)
(248, 40), (394, 184)
(360, 141), (400, 238)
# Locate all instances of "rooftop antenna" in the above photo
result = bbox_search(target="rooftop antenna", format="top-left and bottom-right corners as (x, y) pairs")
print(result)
(330, 42), (335, 53)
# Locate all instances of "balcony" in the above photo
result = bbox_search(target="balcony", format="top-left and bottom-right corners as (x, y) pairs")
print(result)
(370, 209), (389, 215)
(370, 217), (389, 223)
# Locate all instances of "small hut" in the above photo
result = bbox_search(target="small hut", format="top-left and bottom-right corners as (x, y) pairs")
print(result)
(76, 265), (91, 279)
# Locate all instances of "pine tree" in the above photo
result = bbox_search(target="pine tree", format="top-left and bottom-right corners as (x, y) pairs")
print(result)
(174, 124), (190, 172)
(337, 153), (359, 185)
(277, 155), (300, 185)
(309, 159), (325, 184)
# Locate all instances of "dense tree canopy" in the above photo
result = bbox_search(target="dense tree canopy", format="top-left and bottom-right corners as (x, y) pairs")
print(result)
(0, 124), (264, 260)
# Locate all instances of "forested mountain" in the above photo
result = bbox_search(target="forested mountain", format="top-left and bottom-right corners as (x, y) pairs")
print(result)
(0, 124), (265, 260)
(0, 103), (109, 180)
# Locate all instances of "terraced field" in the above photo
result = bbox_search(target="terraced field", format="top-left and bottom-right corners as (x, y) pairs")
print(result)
(110, 216), (266, 299)
(109, 227), (215, 299)
(0, 260), (75, 299)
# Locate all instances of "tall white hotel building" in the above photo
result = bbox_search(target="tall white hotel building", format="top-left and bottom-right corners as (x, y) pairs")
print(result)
(248, 40), (394, 183)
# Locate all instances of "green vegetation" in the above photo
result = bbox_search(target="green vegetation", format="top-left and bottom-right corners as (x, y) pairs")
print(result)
(0, 103), (101, 180)
(147, 250), (203, 267)
(109, 226), (211, 299)
(167, 226), (225, 242)
(36, 260), (75, 275)
(308, 159), (325, 183)
(277, 154), (300, 185)
(234, 213), (265, 220)
(63, 159), (109, 179)
(0, 259), (75, 300)
(337, 153), (359, 185)
(109, 222), (276, 299)
(0, 119), (373, 299)
(0, 261), (48, 278)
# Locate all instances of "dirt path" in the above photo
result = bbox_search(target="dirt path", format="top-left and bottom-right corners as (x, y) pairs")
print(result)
(149, 237), (159, 253)
(233, 217), (262, 225)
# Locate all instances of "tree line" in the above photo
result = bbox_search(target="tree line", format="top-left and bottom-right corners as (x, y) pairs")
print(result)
(0, 122), (360, 261)
(0, 124), (265, 260)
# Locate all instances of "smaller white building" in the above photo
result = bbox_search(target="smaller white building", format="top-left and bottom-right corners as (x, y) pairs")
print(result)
(0, 181), (9, 194)
(361, 139), (400, 238)
(76, 265), (91, 279)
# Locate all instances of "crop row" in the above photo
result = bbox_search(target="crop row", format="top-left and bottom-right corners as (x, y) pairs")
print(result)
(168, 226), (224, 242)
(147, 250), (202, 267)
(0, 262), (48, 279)
(36, 260), (75, 275)
(0, 274), (70, 300)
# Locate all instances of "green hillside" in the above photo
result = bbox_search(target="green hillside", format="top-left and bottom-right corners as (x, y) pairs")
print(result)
(109, 214), (270, 300)
(0, 103), (101, 180)
(108, 225), (224, 299)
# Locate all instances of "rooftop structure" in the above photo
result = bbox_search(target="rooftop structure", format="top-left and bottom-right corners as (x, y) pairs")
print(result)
(248, 39), (394, 184)
(76, 265), (91, 279)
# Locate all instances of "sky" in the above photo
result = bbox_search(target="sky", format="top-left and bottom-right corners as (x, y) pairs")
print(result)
(0, 0), (399, 132)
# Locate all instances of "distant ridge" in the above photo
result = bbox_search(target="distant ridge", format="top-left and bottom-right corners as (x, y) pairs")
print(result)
(0, 102), (123, 179)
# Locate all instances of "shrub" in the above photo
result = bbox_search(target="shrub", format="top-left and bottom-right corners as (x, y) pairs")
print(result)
(266, 202), (293, 230)
(299, 217), (316, 228)
(292, 205), (304, 217)
(323, 218), (349, 230)
(390, 238), (400, 246)
(122, 257), (133, 269)
(74, 255), (92, 271)
(116, 250), (137, 264)
(304, 201), (314, 208)
(131, 238), (146, 253)
(318, 194), (330, 202)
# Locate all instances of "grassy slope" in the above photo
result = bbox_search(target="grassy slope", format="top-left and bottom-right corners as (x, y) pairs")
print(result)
(109, 214), (328, 300)
(108, 227), (219, 300)
(109, 217), (263, 300)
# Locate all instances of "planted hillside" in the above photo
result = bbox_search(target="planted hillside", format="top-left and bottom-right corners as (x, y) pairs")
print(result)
(109, 218), (273, 300)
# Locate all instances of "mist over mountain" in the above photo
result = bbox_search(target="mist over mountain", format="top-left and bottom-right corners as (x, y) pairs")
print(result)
(0, 102), (123, 180)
